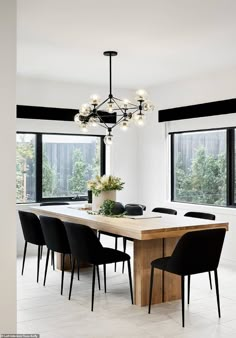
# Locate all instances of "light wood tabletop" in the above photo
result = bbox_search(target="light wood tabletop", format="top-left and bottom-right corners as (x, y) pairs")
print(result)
(30, 205), (229, 306)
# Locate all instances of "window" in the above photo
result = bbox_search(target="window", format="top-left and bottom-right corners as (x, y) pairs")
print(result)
(171, 129), (231, 207)
(16, 134), (36, 203)
(16, 133), (105, 203)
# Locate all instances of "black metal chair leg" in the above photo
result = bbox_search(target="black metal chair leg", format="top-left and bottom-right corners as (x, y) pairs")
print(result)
(148, 266), (154, 313)
(214, 269), (221, 318)
(187, 275), (191, 304)
(127, 260), (133, 305)
(97, 265), (101, 290)
(91, 265), (96, 311)
(40, 245), (43, 259)
(21, 241), (27, 275)
(122, 238), (127, 274)
(68, 258), (75, 300)
(51, 251), (55, 270)
(43, 248), (50, 286)
(77, 258), (80, 280)
(209, 271), (213, 290)
(181, 275), (185, 327)
(114, 237), (118, 272)
(37, 245), (41, 283)
(98, 231), (101, 240)
(69, 254), (72, 268)
(103, 264), (107, 293)
(61, 253), (65, 295)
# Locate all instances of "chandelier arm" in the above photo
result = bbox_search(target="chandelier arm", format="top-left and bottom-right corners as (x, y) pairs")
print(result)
(95, 97), (110, 111)
(113, 96), (139, 108)
(112, 97), (126, 115)
(96, 115), (109, 129)
(114, 116), (126, 126)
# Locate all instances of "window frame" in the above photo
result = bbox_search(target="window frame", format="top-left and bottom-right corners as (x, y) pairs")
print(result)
(170, 126), (236, 208)
(16, 131), (106, 204)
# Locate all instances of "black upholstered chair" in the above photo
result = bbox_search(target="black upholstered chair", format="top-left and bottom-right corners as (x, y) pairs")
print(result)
(64, 222), (133, 311)
(184, 211), (216, 289)
(19, 210), (46, 283)
(148, 228), (226, 327)
(39, 216), (72, 295)
(184, 211), (215, 221)
(40, 202), (69, 269)
(152, 207), (177, 215)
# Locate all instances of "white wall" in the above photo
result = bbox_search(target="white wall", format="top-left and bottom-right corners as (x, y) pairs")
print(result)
(16, 77), (139, 256)
(137, 69), (236, 262)
(0, 0), (17, 333)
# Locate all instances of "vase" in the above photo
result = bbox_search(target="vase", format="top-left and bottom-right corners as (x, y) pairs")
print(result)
(92, 190), (116, 211)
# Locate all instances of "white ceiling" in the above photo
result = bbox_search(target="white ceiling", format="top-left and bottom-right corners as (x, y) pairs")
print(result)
(17, 0), (236, 89)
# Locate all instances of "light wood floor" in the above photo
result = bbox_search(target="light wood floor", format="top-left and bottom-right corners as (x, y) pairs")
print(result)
(17, 237), (236, 338)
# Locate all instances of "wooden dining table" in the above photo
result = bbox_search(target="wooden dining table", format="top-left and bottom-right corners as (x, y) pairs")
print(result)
(30, 205), (229, 307)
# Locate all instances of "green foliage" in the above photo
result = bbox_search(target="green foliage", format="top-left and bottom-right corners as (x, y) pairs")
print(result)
(16, 138), (34, 203)
(175, 147), (226, 206)
(42, 153), (57, 197)
(69, 149), (88, 194)
(98, 200), (125, 217)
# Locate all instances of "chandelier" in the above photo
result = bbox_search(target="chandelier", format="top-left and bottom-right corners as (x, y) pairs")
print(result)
(74, 51), (154, 145)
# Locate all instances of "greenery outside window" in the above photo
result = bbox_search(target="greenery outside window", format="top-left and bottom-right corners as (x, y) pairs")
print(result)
(16, 132), (105, 204)
(171, 128), (236, 207)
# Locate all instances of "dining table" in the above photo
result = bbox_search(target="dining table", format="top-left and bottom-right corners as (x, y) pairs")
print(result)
(30, 204), (229, 307)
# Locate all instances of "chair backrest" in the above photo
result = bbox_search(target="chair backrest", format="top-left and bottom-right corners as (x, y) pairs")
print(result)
(64, 222), (103, 263)
(167, 228), (226, 275)
(18, 210), (45, 245)
(184, 211), (215, 221)
(40, 202), (69, 206)
(152, 207), (177, 215)
(39, 216), (71, 254)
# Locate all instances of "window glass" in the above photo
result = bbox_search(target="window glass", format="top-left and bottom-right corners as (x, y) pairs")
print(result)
(42, 134), (101, 198)
(16, 134), (36, 203)
(173, 130), (227, 206)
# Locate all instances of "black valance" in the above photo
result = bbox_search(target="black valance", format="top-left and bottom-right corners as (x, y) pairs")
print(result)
(158, 98), (236, 122)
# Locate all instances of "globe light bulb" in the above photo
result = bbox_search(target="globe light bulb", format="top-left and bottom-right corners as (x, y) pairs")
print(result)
(104, 134), (113, 145)
(80, 122), (88, 133)
(135, 89), (148, 101)
(143, 100), (155, 111)
(123, 99), (130, 109)
(74, 113), (80, 124)
(80, 103), (91, 116)
(135, 114), (146, 126)
(120, 120), (129, 131)
(90, 94), (100, 105)
(89, 116), (100, 127)
(107, 102), (113, 113)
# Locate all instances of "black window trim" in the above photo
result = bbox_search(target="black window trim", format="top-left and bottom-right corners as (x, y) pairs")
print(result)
(170, 126), (236, 208)
(16, 131), (106, 204)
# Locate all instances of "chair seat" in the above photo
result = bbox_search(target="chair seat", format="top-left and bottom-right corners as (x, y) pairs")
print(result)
(151, 256), (171, 270)
(93, 247), (130, 265)
(99, 230), (122, 238)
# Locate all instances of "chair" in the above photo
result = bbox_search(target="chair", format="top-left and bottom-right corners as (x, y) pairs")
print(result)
(39, 216), (72, 295)
(40, 202), (69, 269)
(64, 222), (133, 311)
(152, 207), (177, 215)
(18, 210), (46, 283)
(184, 211), (216, 289)
(184, 211), (215, 221)
(148, 228), (226, 327)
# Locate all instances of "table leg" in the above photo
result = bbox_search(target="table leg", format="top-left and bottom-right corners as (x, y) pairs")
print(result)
(163, 237), (181, 302)
(133, 239), (163, 306)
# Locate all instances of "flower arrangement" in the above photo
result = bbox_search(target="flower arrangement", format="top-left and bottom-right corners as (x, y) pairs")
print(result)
(87, 175), (125, 196)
